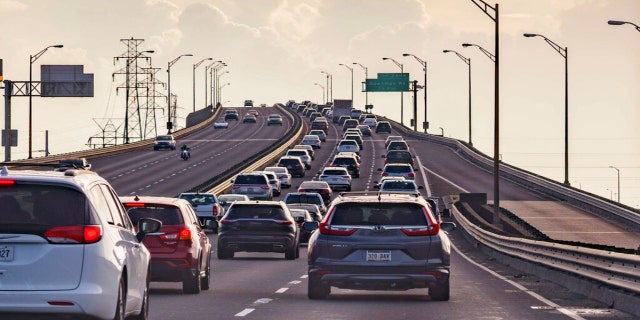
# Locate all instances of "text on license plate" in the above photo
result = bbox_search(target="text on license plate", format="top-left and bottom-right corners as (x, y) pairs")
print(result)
(0, 245), (14, 261)
(366, 250), (391, 261)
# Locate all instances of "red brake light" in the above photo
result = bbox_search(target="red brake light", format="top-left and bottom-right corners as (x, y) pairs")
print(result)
(45, 225), (103, 244)
(0, 180), (16, 187)
(408, 173), (415, 177)
(402, 224), (439, 236)
(321, 190), (330, 194)
(382, 173), (388, 177)
(276, 220), (293, 225)
(179, 228), (192, 240)
(299, 189), (307, 193)
(213, 205), (219, 216)
(319, 222), (356, 236)
(124, 202), (145, 207)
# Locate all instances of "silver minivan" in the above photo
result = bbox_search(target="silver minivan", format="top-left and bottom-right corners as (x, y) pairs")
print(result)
(231, 172), (273, 200)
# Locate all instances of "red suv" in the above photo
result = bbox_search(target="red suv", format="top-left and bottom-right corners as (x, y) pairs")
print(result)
(121, 195), (213, 294)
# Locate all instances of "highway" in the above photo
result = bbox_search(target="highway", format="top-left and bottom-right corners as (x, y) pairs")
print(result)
(92, 106), (636, 319)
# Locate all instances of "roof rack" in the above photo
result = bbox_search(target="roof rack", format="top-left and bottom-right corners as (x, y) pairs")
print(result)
(337, 191), (422, 198)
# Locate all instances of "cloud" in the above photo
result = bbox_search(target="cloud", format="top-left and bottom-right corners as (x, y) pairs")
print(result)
(0, 0), (27, 12)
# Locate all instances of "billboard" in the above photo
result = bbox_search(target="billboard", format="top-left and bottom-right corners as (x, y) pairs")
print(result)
(40, 65), (94, 97)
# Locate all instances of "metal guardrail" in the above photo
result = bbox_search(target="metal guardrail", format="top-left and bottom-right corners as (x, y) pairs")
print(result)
(452, 203), (640, 295)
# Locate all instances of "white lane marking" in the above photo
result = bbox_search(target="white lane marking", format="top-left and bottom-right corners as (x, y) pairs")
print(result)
(253, 298), (272, 304)
(451, 233), (584, 319)
(415, 156), (432, 196)
(275, 288), (289, 293)
(421, 164), (469, 193)
(235, 308), (255, 317)
(289, 280), (302, 284)
(300, 274), (308, 279)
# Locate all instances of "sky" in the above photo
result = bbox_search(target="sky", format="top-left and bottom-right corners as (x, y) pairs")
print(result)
(0, 0), (638, 208)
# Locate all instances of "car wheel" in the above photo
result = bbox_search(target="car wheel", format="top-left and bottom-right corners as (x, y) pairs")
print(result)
(308, 275), (330, 299)
(183, 262), (202, 294)
(217, 245), (234, 259)
(429, 279), (450, 301)
(201, 259), (211, 291)
(113, 276), (126, 320)
(129, 272), (149, 320)
(285, 245), (297, 260)
(347, 186), (352, 191)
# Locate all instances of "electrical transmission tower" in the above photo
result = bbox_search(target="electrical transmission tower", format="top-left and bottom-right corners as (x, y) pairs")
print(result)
(113, 37), (154, 143)
(141, 67), (166, 139)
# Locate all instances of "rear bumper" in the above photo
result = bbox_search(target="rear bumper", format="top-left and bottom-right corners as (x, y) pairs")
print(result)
(219, 234), (296, 253)
(308, 266), (449, 291)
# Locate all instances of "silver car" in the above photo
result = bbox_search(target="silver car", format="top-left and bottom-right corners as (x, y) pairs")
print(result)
(305, 193), (456, 300)
(0, 166), (161, 319)
(378, 163), (416, 180)
(231, 172), (273, 200)
(286, 149), (312, 169)
(264, 166), (292, 188)
(319, 167), (352, 191)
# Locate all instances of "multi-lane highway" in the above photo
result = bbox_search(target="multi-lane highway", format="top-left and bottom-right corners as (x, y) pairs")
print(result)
(91, 106), (635, 319)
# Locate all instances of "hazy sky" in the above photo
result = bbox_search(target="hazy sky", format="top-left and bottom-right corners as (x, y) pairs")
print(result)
(1, 0), (638, 207)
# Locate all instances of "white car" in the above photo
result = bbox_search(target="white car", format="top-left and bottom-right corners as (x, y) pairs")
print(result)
(0, 165), (161, 319)
(264, 166), (292, 188)
(319, 167), (352, 191)
(292, 144), (315, 160)
(301, 134), (322, 149)
(213, 119), (229, 129)
(337, 139), (360, 154)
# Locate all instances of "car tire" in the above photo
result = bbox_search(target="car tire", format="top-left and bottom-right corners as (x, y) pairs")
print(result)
(113, 276), (126, 320)
(308, 275), (330, 299)
(429, 279), (450, 301)
(217, 246), (234, 259)
(347, 186), (352, 191)
(201, 259), (211, 291)
(183, 263), (202, 294)
(285, 245), (297, 260)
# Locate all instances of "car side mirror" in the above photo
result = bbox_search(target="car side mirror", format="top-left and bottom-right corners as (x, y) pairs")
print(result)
(136, 218), (162, 242)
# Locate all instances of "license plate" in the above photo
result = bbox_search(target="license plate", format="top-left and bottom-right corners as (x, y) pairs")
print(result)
(0, 245), (14, 261)
(366, 250), (391, 261)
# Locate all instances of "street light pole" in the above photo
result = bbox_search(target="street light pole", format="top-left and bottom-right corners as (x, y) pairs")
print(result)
(205, 61), (223, 107)
(219, 83), (230, 104)
(314, 83), (326, 104)
(193, 57), (212, 112)
(403, 53), (428, 132)
(610, 166), (620, 203)
(352, 62), (368, 106)
(167, 54), (193, 133)
(382, 57), (404, 126)
(29, 44), (63, 159)
(216, 71), (229, 108)
(523, 33), (570, 186)
(608, 19), (640, 32)
(466, 0), (500, 226)
(339, 63), (354, 106)
(321, 71), (332, 103)
(443, 49), (472, 146)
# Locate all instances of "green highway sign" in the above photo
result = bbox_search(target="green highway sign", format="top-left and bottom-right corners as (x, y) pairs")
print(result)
(365, 78), (409, 92)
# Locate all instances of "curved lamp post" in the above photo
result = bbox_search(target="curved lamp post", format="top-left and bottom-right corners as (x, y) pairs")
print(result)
(167, 54), (193, 133)
(321, 71), (332, 102)
(402, 53), (428, 132)
(205, 61), (223, 106)
(523, 33), (570, 186)
(443, 49), (472, 145)
(29, 44), (63, 158)
(339, 63), (354, 107)
(352, 62), (368, 106)
(609, 166), (620, 203)
(314, 82), (326, 104)
(216, 71), (229, 108)
(608, 20), (640, 32)
(382, 57), (404, 126)
(219, 82), (230, 104)
(193, 57), (213, 112)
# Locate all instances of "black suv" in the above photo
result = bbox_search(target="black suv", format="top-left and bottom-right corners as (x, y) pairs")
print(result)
(330, 155), (360, 178)
(217, 201), (300, 260)
(304, 193), (456, 300)
(384, 150), (414, 166)
(277, 156), (306, 177)
(375, 121), (392, 133)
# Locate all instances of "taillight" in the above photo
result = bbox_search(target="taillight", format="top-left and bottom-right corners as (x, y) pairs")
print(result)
(342, 175), (350, 179)
(382, 173), (388, 177)
(261, 186), (270, 190)
(276, 220), (293, 225)
(160, 229), (192, 241)
(319, 222), (356, 236)
(402, 225), (439, 236)
(213, 205), (219, 216)
(408, 173), (415, 178)
(321, 190), (330, 194)
(124, 202), (145, 207)
(299, 189), (307, 193)
(220, 219), (235, 225)
(0, 180), (16, 187)
(44, 225), (103, 244)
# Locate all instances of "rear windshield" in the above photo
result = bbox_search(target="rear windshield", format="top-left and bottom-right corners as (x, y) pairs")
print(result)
(333, 157), (356, 165)
(226, 205), (286, 220)
(381, 181), (416, 190)
(285, 194), (322, 205)
(235, 175), (268, 184)
(323, 169), (347, 175)
(387, 152), (411, 159)
(330, 203), (428, 226)
(179, 194), (217, 205)
(0, 184), (87, 230)
(127, 205), (183, 225)
(386, 165), (411, 173)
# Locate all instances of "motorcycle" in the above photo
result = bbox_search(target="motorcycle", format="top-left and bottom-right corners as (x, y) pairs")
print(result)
(181, 149), (190, 161)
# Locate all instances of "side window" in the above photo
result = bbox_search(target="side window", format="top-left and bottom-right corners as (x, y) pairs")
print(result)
(98, 185), (125, 228)
(104, 185), (133, 230)
(184, 204), (199, 225)
(89, 185), (115, 225)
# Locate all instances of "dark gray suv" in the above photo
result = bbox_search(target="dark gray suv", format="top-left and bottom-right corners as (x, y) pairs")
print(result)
(305, 193), (455, 300)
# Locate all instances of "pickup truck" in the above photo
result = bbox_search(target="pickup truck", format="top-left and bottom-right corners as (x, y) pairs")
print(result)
(178, 192), (224, 232)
